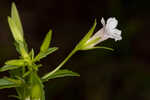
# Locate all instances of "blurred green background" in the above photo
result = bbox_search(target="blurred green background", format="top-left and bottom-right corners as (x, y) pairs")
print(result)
(0, 0), (150, 100)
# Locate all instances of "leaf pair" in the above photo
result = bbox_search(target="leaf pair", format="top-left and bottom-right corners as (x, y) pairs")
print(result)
(8, 3), (24, 43)
(8, 3), (57, 63)
(8, 3), (29, 59)
(34, 47), (58, 62)
(38, 30), (79, 82)
(34, 29), (58, 62)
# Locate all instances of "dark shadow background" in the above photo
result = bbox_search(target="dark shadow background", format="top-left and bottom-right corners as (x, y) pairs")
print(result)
(0, 0), (150, 100)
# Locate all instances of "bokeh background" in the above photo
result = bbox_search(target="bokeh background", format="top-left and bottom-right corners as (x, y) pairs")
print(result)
(0, 0), (150, 100)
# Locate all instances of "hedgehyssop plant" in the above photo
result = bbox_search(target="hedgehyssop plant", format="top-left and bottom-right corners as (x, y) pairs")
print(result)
(0, 3), (122, 100)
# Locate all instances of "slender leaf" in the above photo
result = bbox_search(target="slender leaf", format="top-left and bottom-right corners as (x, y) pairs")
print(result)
(0, 78), (20, 89)
(0, 65), (20, 72)
(14, 41), (29, 58)
(23, 71), (31, 78)
(89, 46), (114, 51)
(29, 48), (35, 60)
(5, 59), (25, 66)
(35, 47), (58, 61)
(14, 42), (21, 54)
(11, 2), (24, 36)
(42, 69), (80, 82)
(8, 17), (23, 42)
(40, 30), (52, 52)
(18, 41), (29, 58)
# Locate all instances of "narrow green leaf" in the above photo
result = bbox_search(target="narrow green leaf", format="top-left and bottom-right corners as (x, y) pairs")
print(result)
(29, 48), (35, 60)
(10, 3), (28, 54)
(42, 69), (80, 82)
(18, 41), (29, 59)
(76, 19), (97, 50)
(23, 40), (29, 53)
(0, 78), (20, 89)
(5, 59), (25, 66)
(5, 77), (22, 85)
(11, 2), (24, 36)
(8, 17), (23, 42)
(35, 47), (58, 61)
(40, 30), (52, 52)
(14, 41), (29, 58)
(0, 65), (20, 72)
(14, 42), (21, 54)
(87, 46), (114, 51)
(23, 71), (31, 78)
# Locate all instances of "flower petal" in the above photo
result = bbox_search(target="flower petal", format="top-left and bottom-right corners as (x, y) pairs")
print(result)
(109, 29), (122, 41)
(101, 17), (105, 26)
(106, 17), (118, 30)
(112, 29), (121, 35)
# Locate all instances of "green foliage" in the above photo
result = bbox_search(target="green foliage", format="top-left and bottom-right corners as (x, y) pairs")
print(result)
(40, 30), (52, 52)
(11, 2), (24, 36)
(0, 2), (117, 100)
(35, 47), (58, 61)
(18, 41), (29, 59)
(42, 69), (80, 82)
(8, 17), (24, 42)
(1, 2), (81, 100)
(29, 48), (35, 60)
(5, 59), (25, 66)
(30, 72), (45, 100)
(0, 78), (21, 89)
(89, 46), (114, 51)
(0, 65), (20, 72)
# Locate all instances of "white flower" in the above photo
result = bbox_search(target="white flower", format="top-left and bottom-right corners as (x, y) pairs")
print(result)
(83, 17), (122, 49)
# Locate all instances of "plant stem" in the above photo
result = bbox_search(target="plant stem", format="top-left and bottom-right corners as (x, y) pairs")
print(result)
(42, 48), (77, 80)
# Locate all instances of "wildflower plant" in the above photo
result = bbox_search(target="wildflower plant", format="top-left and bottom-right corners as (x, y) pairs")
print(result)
(0, 3), (122, 100)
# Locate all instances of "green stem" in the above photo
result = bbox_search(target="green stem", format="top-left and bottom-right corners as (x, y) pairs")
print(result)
(42, 48), (77, 80)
